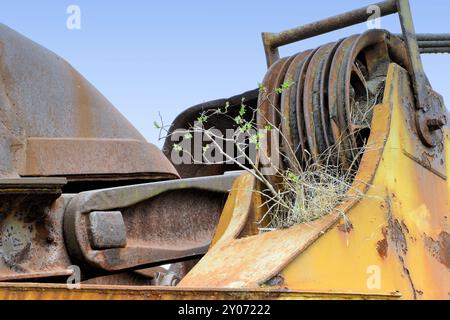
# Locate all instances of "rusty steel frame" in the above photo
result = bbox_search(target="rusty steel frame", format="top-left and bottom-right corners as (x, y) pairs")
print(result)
(262, 1), (398, 66)
(397, 34), (450, 53)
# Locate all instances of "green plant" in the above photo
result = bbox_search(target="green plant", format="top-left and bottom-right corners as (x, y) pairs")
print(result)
(155, 79), (376, 232)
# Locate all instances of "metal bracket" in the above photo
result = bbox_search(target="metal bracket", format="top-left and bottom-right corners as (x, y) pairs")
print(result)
(63, 173), (241, 272)
(261, 0), (448, 148)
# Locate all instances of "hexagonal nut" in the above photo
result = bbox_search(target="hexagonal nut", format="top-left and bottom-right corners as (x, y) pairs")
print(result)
(88, 211), (127, 250)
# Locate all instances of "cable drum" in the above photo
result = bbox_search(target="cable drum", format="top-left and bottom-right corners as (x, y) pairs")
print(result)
(257, 29), (410, 183)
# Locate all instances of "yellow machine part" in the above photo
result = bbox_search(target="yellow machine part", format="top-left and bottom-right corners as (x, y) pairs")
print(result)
(179, 63), (449, 299)
(0, 63), (447, 300)
(281, 64), (449, 299)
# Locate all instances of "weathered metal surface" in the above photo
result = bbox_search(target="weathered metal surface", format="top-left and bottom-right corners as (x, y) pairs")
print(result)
(258, 30), (410, 172)
(280, 50), (312, 164)
(180, 78), (390, 288)
(262, 0), (398, 67)
(395, 34), (450, 53)
(22, 138), (179, 181)
(333, 31), (392, 165)
(419, 47), (450, 54)
(0, 282), (401, 300)
(319, 40), (343, 149)
(0, 193), (74, 281)
(280, 65), (449, 299)
(63, 173), (240, 272)
(178, 64), (448, 299)
(396, 0), (447, 148)
(0, 173), (237, 282)
(0, 0), (447, 300)
(0, 24), (177, 184)
(257, 57), (289, 187)
(0, 177), (66, 194)
(179, 199), (340, 288)
(88, 211), (127, 250)
(328, 35), (359, 168)
(303, 42), (336, 160)
(262, 0), (448, 151)
(163, 90), (259, 178)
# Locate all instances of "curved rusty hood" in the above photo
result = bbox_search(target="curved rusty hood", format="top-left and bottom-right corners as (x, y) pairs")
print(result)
(0, 24), (178, 182)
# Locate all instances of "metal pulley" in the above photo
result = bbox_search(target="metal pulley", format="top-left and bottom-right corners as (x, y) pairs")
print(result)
(258, 0), (449, 178)
(258, 30), (411, 174)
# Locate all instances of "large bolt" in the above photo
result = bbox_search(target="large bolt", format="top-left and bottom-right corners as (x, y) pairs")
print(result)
(88, 211), (127, 250)
(427, 116), (447, 131)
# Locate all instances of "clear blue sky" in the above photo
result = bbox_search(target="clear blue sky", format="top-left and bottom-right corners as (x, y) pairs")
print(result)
(1, 1), (449, 145)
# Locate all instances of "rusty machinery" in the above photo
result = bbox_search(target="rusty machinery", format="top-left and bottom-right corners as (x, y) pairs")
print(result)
(0, 0), (448, 299)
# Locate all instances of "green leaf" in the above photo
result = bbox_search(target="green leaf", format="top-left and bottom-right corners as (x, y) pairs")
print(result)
(153, 121), (161, 129)
(197, 114), (208, 124)
(276, 80), (294, 94)
(239, 103), (246, 117)
(239, 123), (252, 133)
(287, 171), (300, 183)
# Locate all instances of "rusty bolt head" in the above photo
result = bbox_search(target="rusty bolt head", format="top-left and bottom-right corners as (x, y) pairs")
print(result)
(88, 211), (127, 250)
(427, 116), (447, 131)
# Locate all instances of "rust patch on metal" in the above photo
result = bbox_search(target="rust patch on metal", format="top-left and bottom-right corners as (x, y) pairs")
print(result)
(68, 65), (93, 138)
(424, 232), (450, 268)
(337, 221), (353, 234)
(376, 226), (388, 259)
(0, 191), (73, 281)
(385, 197), (416, 299)
(388, 218), (408, 256)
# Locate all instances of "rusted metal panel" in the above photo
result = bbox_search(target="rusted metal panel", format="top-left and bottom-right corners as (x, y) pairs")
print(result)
(179, 210), (339, 288)
(280, 65), (449, 299)
(0, 283), (401, 300)
(0, 24), (177, 182)
(21, 137), (179, 181)
(0, 177), (66, 194)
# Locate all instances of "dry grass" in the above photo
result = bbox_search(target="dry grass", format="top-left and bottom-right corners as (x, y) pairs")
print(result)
(258, 74), (384, 232)
(258, 148), (363, 231)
